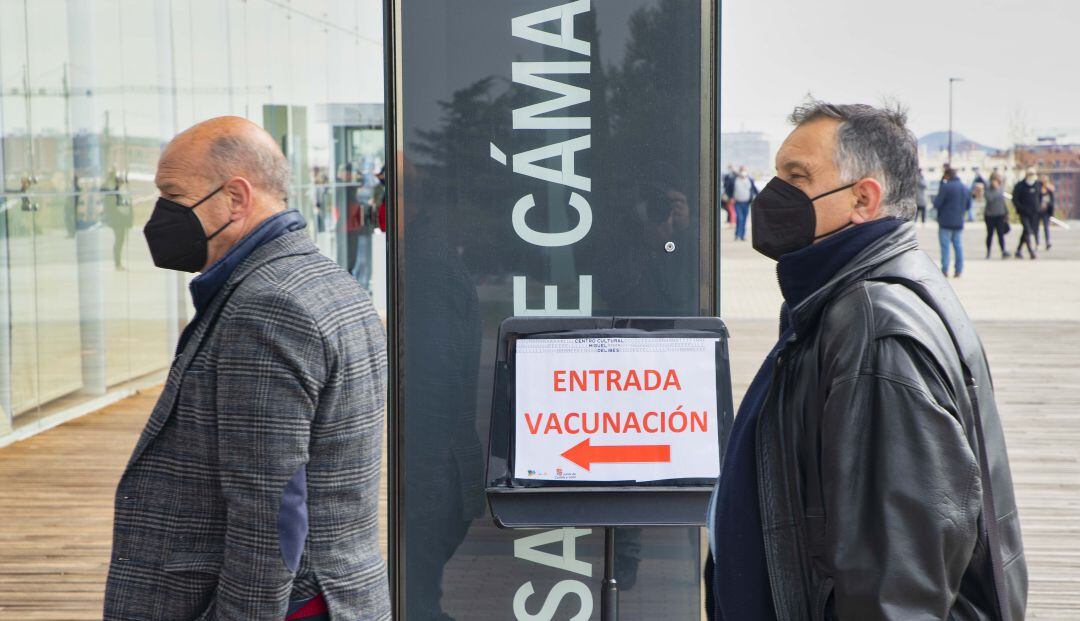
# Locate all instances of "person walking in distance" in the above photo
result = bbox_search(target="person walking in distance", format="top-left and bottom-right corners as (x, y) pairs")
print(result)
(722, 164), (737, 226)
(968, 166), (986, 222)
(915, 168), (928, 225)
(1037, 174), (1055, 250)
(983, 173), (1010, 258)
(971, 179), (987, 222)
(731, 166), (758, 241)
(1012, 167), (1041, 259)
(933, 165), (968, 277)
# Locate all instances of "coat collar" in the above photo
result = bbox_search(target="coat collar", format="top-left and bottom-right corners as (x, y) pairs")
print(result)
(189, 209), (307, 314)
(786, 222), (920, 336)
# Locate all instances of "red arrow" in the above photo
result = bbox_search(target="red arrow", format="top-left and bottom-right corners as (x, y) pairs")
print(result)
(560, 438), (671, 471)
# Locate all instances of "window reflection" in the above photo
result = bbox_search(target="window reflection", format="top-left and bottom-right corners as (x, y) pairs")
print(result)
(0, 1), (386, 435)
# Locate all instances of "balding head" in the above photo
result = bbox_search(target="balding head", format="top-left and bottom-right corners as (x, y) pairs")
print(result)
(160, 116), (290, 199)
(154, 117), (294, 271)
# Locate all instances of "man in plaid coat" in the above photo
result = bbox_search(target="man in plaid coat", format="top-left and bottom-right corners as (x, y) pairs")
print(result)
(104, 117), (390, 620)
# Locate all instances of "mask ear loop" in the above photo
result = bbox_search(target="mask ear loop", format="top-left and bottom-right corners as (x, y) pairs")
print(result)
(191, 184), (225, 209)
(206, 219), (232, 241)
(810, 181), (859, 240)
(809, 181), (857, 202)
(191, 184), (230, 240)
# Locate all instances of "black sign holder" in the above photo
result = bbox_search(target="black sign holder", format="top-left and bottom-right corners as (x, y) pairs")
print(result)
(485, 316), (734, 620)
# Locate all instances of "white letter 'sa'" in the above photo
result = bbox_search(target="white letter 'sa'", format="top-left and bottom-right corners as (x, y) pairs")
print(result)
(513, 580), (593, 621)
(514, 528), (592, 577)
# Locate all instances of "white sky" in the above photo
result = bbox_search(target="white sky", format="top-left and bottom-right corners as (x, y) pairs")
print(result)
(721, 0), (1077, 156)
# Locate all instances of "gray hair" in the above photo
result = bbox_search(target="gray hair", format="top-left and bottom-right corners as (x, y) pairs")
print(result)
(205, 133), (291, 200)
(789, 100), (919, 220)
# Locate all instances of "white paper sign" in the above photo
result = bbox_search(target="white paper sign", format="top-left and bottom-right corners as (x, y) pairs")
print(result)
(513, 337), (721, 483)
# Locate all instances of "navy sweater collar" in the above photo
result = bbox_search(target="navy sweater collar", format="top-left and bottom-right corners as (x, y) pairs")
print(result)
(776, 217), (903, 309)
(189, 209), (307, 314)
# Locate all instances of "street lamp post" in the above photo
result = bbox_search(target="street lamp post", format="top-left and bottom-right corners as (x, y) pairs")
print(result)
(948, 77), (963, 162)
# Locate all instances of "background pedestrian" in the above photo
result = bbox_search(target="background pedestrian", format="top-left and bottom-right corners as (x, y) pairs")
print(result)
(1012, 167), (1041, 259)
(983, 173), (1010, 258)
(933, 165), (968, 277)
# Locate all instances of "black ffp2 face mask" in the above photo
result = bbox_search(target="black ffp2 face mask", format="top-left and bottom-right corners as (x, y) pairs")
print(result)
(750, 176), (856, 260)
(143, 185), (229, 273)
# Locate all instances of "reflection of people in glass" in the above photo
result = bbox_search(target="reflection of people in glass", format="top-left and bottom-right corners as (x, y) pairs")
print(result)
(67, 174), (79, 238)
(342, 163), (374, 290)
(103, 167), (132, 271)
(597, 182), (694, 314)
(372, 166), (387, 233)
(312, 166), (332, 234)
(403, 160), (484, 621)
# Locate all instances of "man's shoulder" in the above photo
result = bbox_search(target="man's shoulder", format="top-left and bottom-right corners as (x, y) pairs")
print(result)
(230, 247), (380, 336)
(819, 255), (964, 376)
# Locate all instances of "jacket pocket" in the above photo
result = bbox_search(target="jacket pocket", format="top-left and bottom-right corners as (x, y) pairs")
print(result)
(163, 550), (224, 575)
(160, 551), (221, 621)
(813, 577), (835, 621)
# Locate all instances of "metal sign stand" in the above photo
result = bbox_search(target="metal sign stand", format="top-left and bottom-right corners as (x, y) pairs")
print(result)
(485, 317), (736, 621)
(602, 526), (618, 621)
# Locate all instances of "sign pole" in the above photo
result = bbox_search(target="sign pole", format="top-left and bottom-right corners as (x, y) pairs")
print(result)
(602, 526), (618, 621)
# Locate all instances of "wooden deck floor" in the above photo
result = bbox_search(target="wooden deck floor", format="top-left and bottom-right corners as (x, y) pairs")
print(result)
(0, 319), (1077, 619)
(0, 388), (151, 620)
(0, 386), (390, 620)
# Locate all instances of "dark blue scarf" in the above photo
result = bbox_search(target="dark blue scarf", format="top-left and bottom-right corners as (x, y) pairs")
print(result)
(178, 209), (307, 353)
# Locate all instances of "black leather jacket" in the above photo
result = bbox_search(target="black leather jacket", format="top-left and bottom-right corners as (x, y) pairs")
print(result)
(757, 223), (1026, 620)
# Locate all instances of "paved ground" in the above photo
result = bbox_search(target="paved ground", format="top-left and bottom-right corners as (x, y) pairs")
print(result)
(721, 220), (1080, 322)
(0, 219), (1076, 619)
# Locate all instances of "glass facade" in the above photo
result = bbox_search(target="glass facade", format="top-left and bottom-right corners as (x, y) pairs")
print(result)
(0, 0), (385, 439)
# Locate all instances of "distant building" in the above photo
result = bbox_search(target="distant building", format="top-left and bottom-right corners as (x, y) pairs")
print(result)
(1016, 137), (1080, 219)
(918, 137), (1015, 203)
(720, 131), (771, 177)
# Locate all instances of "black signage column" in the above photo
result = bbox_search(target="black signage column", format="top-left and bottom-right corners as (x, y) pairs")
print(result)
(386, 1), (717, 618)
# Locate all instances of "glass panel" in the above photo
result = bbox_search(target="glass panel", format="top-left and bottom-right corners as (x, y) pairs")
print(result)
(119, 0), (173, 381)
(396, 0), (709, 617)
(188, 0), (232, 122)
(0, 0), (387, 440)
(1, 0), (39, 417)
(80, 0), (134, 388)
(346, 127), (383, 298)
(26, 0), (84, 406)
(0, 205), (10, 433)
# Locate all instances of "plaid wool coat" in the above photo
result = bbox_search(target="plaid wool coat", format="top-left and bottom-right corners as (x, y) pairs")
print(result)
(104, 230), (390, 620)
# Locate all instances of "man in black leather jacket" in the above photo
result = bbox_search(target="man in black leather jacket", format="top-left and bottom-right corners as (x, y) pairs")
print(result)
(706, 101), (1027, 620)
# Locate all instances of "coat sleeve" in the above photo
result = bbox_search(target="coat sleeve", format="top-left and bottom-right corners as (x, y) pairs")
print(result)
(207, 290), (327, 619)
(819, 335), (981, 620)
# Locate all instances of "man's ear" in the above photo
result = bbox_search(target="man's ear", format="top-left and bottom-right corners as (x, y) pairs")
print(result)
(850, 177), (884, 224)
(222, 177), (255, 220)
